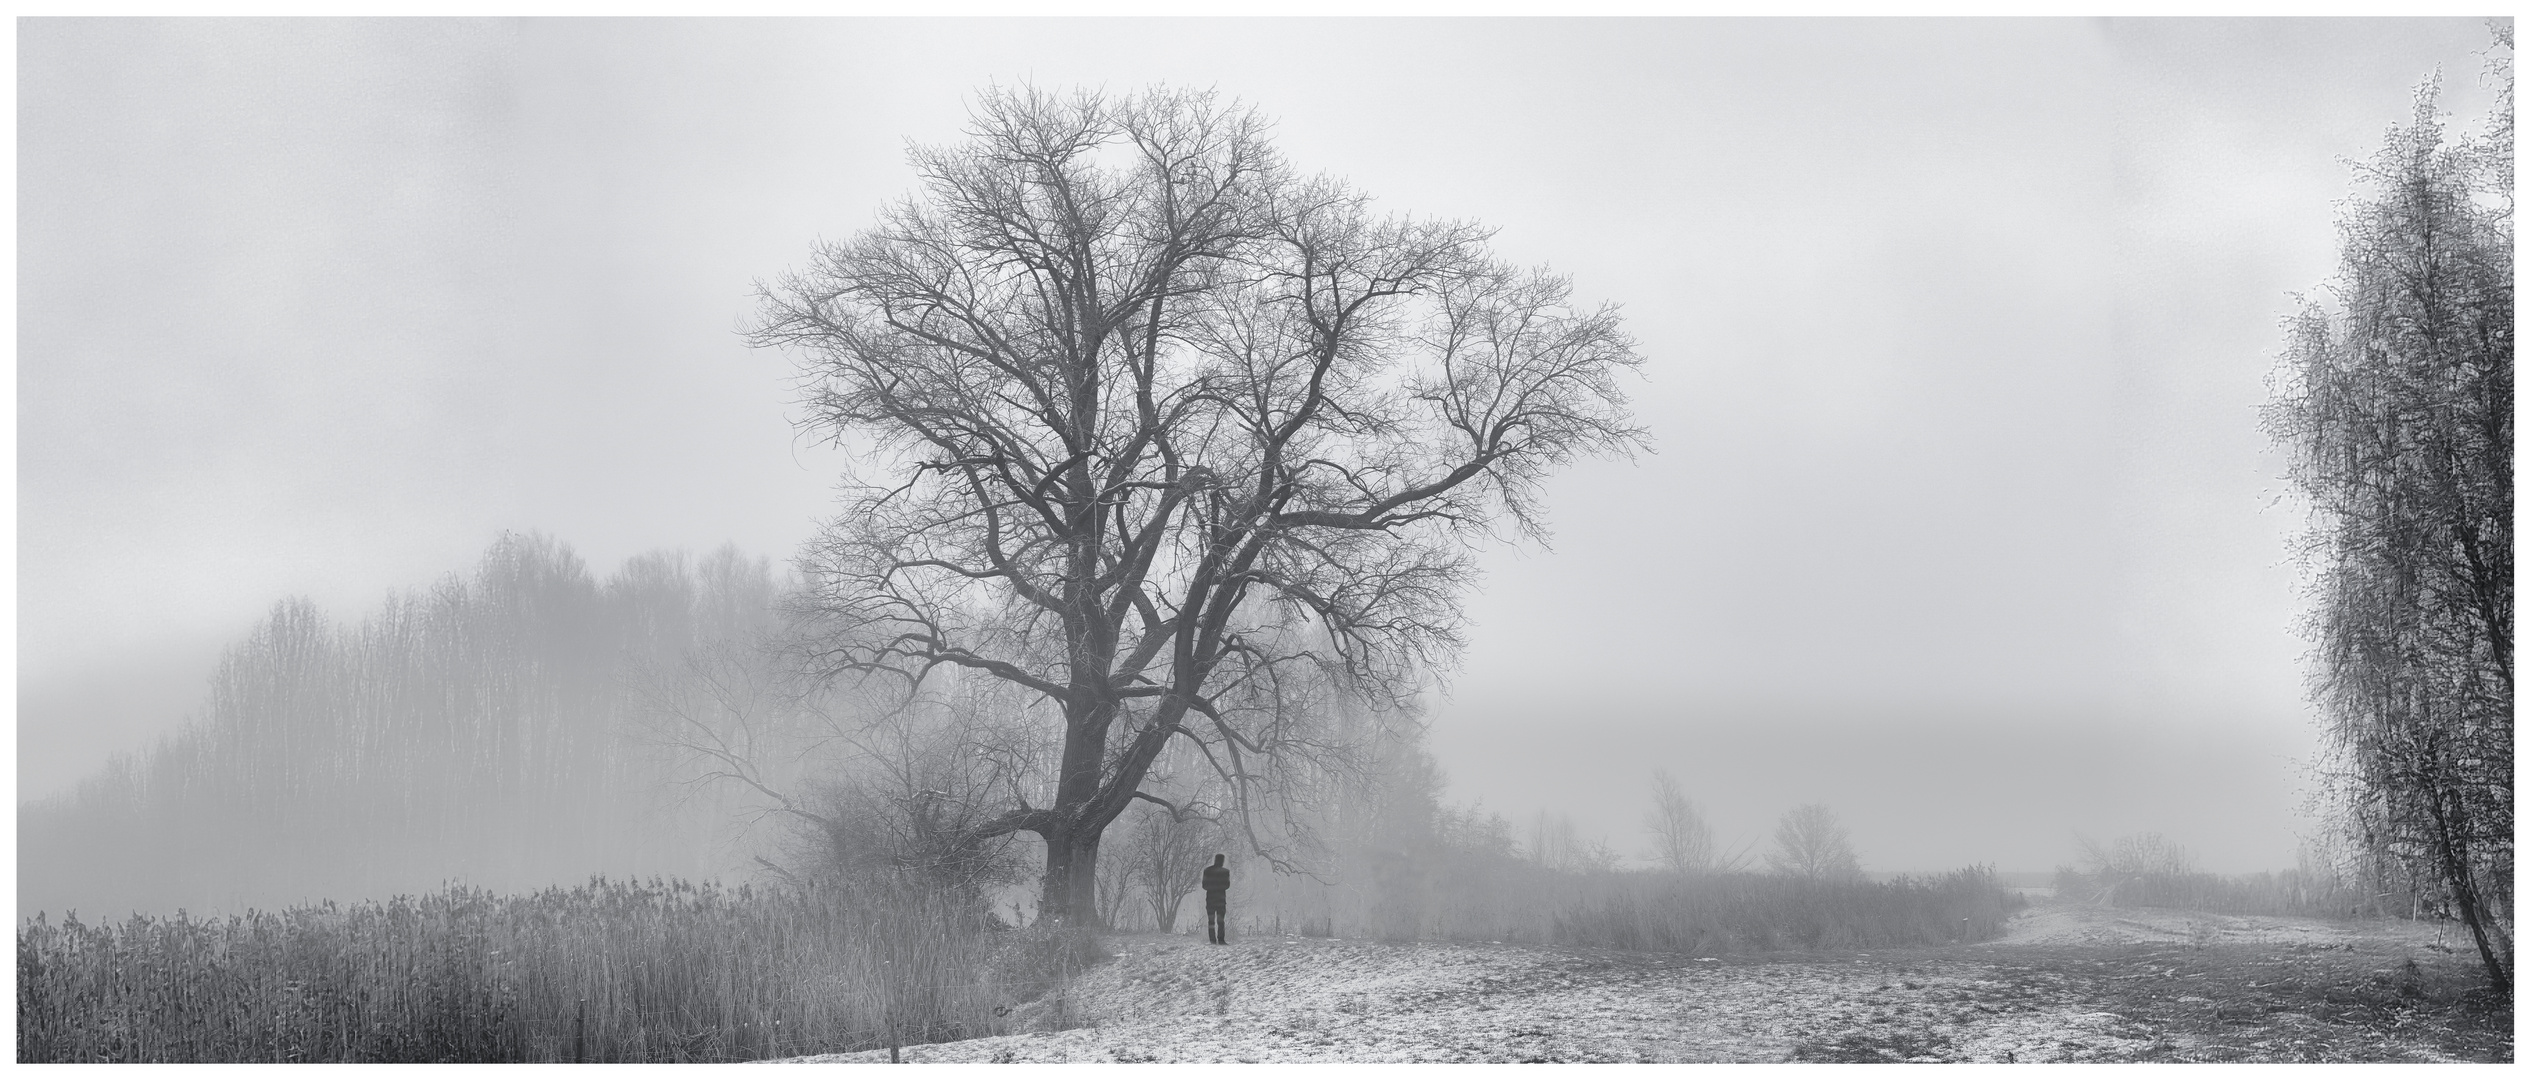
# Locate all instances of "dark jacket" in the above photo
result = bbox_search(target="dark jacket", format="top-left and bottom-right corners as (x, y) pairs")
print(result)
(1201, 865), (1231, 895)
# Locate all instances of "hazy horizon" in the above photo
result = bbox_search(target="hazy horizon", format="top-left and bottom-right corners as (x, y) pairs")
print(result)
(19, 17), (2509, 882)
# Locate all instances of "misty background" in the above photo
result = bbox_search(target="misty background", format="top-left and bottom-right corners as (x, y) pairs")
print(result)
(19, 18), (2506, 893)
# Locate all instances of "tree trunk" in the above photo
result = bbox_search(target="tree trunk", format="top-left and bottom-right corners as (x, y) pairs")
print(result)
(2453, 877), (2511, 993)
(2427, 784), (2512, 992)
(1038, 830), (1102, 928)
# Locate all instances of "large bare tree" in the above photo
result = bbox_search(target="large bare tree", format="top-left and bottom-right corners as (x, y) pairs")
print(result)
(751, 86), (1647, 926)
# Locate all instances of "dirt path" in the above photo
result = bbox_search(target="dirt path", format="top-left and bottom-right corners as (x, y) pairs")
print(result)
(775, 904), (2510, 1064)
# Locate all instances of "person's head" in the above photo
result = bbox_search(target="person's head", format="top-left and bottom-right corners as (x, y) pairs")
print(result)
(1212, 853), (1225, 866)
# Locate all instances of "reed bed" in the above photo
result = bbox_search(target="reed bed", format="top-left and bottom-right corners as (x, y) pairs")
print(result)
(19, 877), (1079, 1063)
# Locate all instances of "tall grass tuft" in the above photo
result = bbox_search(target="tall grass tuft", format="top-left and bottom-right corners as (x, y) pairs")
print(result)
(19, 877), (1067, 1063)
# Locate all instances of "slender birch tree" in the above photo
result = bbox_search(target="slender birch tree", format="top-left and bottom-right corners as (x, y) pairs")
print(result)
(2266, 37), (2512, 990)
(1645, 768), (1718, 874)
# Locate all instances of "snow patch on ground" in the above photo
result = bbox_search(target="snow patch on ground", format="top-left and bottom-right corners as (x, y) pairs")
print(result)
(765, 907), (2491, 1064)
(775, 930), (2152, 1064)
(1986, 904), (2450, 951)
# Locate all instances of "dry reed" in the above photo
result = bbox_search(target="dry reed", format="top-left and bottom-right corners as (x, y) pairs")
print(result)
(19, 876), (1066, 1063)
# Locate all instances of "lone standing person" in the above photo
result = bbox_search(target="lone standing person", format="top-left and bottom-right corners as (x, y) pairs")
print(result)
(1202, 854), (1231, 944)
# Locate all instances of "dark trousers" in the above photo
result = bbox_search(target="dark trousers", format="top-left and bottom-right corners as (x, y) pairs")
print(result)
(1205, 896), (1227, 943)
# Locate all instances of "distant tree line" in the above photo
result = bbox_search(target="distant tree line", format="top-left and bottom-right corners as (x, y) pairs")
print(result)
(19, 533), (789, 917)
(18, 523), (2018, 966)
(2051, 832), (2375, 918)
(1197, 743), (2010, 953)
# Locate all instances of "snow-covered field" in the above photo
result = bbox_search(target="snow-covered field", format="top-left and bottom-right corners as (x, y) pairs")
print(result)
(1990, 903), (2447, 951)
(773, 904), (2502, 1064)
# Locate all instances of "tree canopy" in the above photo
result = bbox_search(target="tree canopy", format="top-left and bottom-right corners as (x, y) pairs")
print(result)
(752, 86), (1648, 924)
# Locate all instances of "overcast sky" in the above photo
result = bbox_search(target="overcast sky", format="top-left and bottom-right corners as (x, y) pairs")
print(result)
(17, 17), (2507, 873)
